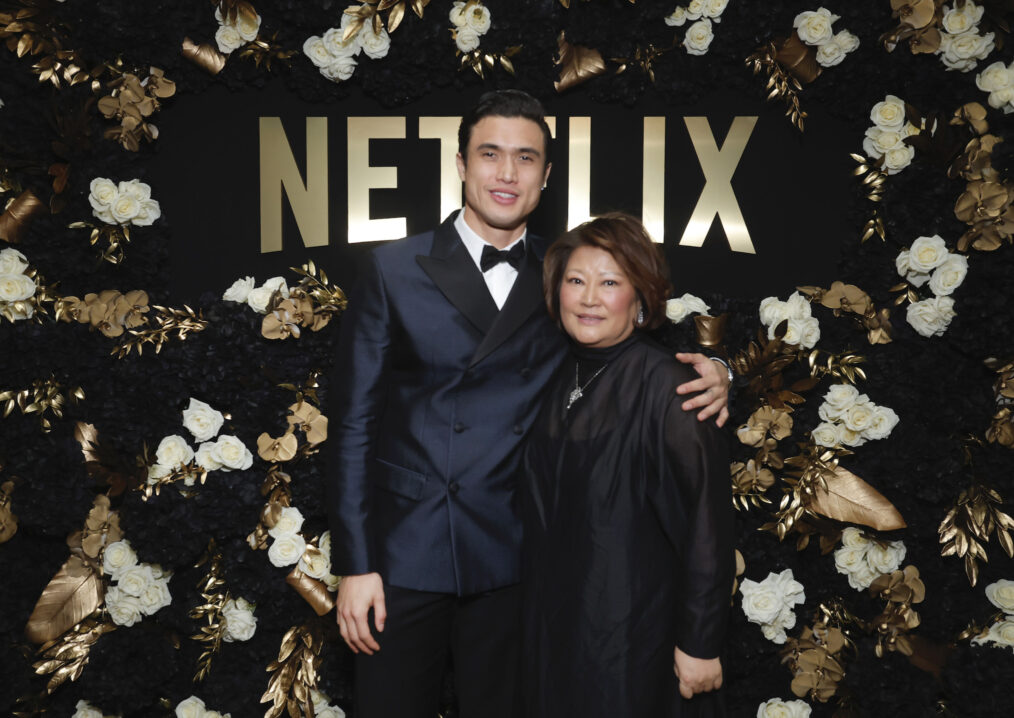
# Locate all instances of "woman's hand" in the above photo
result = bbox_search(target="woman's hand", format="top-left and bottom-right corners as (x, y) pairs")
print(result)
(673, 646), (722, 699)
(674, 353), (731, 427)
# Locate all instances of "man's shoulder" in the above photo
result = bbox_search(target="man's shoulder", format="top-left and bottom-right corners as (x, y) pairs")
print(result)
(370, 229), (437, 262)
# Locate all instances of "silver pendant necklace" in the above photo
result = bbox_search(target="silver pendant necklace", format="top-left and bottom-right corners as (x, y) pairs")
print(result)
(566, 362), (607, 411)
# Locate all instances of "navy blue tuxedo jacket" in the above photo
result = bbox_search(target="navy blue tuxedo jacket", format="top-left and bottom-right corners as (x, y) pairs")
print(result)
(327, 213), (567, 595)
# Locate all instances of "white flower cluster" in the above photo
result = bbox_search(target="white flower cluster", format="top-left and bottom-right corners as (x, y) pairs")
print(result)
(88, 178), (161, 227)
(937, 2), (994, 72)
(976, 60), (1014, 113)
(221, 596), (258, 642)
(758, 291), (820, 349)
(833, 527), (906, 590)
(972, 579), (1014, 652)
(665, 292), (710, 324)
(102, 539), (172, 626)
(757, 697), (811, 718)
(811, 384), (899, 449)
(863, 95), (920, 175)
(311, 689), (347, 718)
(214, 7), (260, 54)
(150, 399), (253, 485)
(72, 700), (120, 718)
(739, 569), (805, 644)
(222, 275), (290, 314)
(175, 695), (231, 718)
(303, 7), (391, 83)
(0, 248), (37, 321)
(896, 235), (965, 338)
(792, 8), (859, 68)
(450, 0), (492, 53)
(665, 0), (728, 56)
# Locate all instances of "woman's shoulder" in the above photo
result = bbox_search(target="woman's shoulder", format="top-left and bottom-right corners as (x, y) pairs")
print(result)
(626, 335), (698, 389)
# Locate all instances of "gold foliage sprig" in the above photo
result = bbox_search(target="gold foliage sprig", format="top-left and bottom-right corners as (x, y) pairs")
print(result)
(68, 220), (131, 264)
(236, 33), (298, 70)
(261, 262), (347, 341)
(30, 614), (116, 694)
(613, 43), (671, 84)
(762, 443), (844, 541)
(0, 478), (17, 543)
(939, 482), (1014, 585)
(850, 154), (888, 242)
(97, 68), (176, 152)
(74, 422), (146, 497)
(261, 622), (324, 718)
(869, 565), (926, 657)
(746, 41), (807, 132)
(112, 304), (209, 359)
(985, 356), (1014, 447)
(139, 459), (207, 500)
(729, 328), (815, 409)
(798, 282), (893, 345)
(248, 465), (293, 551)
(345, 0), (430, 38)
(805, 349), (867, 385)
(57, 289), (150, 337)
(459, 45), (521, 78)
(0, 376), (84, 432)
(190, 541), (230, 682)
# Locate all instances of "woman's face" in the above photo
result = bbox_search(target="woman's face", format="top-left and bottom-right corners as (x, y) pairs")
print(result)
(559, 245), (640, 349)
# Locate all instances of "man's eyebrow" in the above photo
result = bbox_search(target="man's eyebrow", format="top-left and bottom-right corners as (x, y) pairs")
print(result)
(475, 142), (542, 158)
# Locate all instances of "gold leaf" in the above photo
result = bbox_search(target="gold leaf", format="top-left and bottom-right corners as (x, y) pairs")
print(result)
(807, 465), (906, 531)
(25, 557), (102, 644)
(181, 37), (227, 75)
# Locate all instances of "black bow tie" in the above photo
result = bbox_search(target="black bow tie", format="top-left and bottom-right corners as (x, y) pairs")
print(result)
(480, 242), (525, 272)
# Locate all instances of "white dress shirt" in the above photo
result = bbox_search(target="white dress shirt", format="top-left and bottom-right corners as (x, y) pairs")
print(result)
(454, 211), (526, 310)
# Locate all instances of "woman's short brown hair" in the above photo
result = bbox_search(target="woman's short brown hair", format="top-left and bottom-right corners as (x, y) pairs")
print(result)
(543, 212), (673, 330)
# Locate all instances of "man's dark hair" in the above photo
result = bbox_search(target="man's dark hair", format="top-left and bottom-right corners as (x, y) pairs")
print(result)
(457, 89), (552, 166)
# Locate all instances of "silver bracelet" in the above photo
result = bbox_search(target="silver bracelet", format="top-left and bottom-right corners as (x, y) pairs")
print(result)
(710, 356), (734, 385)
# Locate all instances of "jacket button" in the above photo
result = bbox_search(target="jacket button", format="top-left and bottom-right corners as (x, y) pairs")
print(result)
(448, 482), (460, 494)
(520, 367), (531, 379)
(513, 424), (523, 435)
(453, 422), (465, 433)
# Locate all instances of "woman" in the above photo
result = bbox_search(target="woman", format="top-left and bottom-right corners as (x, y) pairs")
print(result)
(522, 212), (733, 717)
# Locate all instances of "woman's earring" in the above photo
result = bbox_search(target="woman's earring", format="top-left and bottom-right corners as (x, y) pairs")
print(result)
(636, 307), (644, 325)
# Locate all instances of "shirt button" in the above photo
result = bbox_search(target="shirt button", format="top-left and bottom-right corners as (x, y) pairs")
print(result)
(448, 482), (460, 494)
(454, 422), (465, 433)
(520, 367), (531, 379)
(513, 424), (523, 435)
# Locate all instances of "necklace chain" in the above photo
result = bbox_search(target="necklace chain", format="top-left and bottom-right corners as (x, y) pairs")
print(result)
(566, 363), (607, 411)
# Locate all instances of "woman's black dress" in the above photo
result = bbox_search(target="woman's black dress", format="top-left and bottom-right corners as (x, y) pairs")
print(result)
(521, 332), (733, 717)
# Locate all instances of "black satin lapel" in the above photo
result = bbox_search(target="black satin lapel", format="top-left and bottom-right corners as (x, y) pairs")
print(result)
(471, 247), (545, 366)
(416, 219), (498, 334)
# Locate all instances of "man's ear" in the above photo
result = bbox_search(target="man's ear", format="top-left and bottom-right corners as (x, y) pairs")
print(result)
(456, 152), (466, 181)
(542, 161), (552, 188)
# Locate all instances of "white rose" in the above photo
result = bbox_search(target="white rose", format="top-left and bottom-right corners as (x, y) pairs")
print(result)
(907, 235), (949, 273)
(118, 179), (152, 201)
(811, 421), (842, 448)
(665, 7), (687, 26)
(322, 55), (358, 82)
(883, 144), (915, 174)
(463, 3), (491, 34)
(847, 560), (879, 590)
(0, 247), (29, 275)
(843, 400), (876, 433)
(268, 506), (305, 539)
(156, 435), (194, 470)
(740, 577), (784, 625)
(212, 435), (253, 471)
(131, 198), (161, 226)
(223, 276), (256, 303)
(989, 86), (1014, 111)
(455, 26), (481, 53)
(298, 547), (332, 580)
(449, 1), (468, 28)
(147, 463), (171, 485)
(137, 577), (172, 615)
(665, 293), (710, 323)
(110, 193), (141, 225)
(73, 700), (105, 718)
(906, 296), (956, 337)
(797, 316), (820, 349)
(940, 31), (994, 72)
(323, 27), (360, 59)
(977, 61), (1013, 92)
(303, 36), (332, 67)
(870, 95), (906, 129)
(324, 573), (341, 591)
(246, 286), (277, 313)
(175, 696), (207, 718)
(839, 425), (867, 448)
(686, 0), (705, 19)
(117, 563), (155, 597)
(928, 253), (968, 296)
(358, 27), (391, 60)
(268, 533), (307, 567)
(816, 40), (846, 68)
(311, 689), (331, 711)
(783, 292), (811, 320)
(758, 297), (788, 326)
(773, 569), (805, 605)
(757, 697), (812, 718)
(88, 177), (119, 212)
(195, 442), (223, 471)
(866, 540), (906, 575)
(864, 126), (904, 158)
(316, 708), (346, 718)
(234, 11), (261, 42)
(986, 580), (1014, 614)
(684, 18), (714, 56)
(106, 585), (143, 627)
(216, 22), (245, 53)
(863, 405), (899, 441)
(976, 619), (1014, 649)
(835, 29), (860, 53)
(942, 5), (980, 34)
(222, 597), (258, 642)
(760, 618), (791, 644)
(319, 530), (332, 560)
(182, 398), (225, 443)
(841, 527), (871, 549)
(0, 273), (36, 302)
(793, 8), (839, 46)
(821, 384), (859, 416)
(702, 0), (728, 19)
(102, 539), (138, 578)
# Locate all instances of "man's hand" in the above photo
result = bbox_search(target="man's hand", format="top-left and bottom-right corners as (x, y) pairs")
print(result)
(673, 646), (722, 700)
(675, 353), (730, 427)
(336, 572), (386, 655)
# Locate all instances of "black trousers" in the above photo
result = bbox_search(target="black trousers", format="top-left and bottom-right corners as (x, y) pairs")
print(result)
(354, 582), (521, 718)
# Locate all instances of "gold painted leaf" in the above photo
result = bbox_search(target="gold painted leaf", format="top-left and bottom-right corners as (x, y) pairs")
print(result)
(807, 466), (906, 530)
(25, 557), (102, 644)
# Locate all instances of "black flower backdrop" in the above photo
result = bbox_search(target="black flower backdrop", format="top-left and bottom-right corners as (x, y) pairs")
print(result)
(2, 1), (1014, 716)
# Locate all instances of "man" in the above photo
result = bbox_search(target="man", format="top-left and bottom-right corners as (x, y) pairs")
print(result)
(328, 90), (730, 717)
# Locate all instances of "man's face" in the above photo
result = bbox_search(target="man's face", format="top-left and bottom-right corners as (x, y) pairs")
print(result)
(456, 115), (551, 247)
